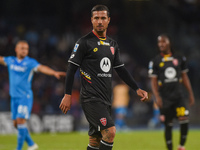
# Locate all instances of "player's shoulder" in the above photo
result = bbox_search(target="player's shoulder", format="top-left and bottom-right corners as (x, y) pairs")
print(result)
(4, 56), (15, 62)
(4, 56), (15, 59)
(148, 54), (161, 68)
(2, 56), (16, 66)
(25, 56), (34, 60)
(173, 52), (187, 62)
(173, 52), (185, 58)
(107, 36), (117, 44)
(78, 32), (94, 43)
(151, 54), (161, 62)
(25, 56), (38, 63)
(107, 35), (115, 41)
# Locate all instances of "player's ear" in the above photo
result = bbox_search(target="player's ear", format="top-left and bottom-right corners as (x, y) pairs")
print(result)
(15, 46), (18, 53)
(91, 17), (93, 23)
(15, 42), (20, 53)
(108, 17), (110, 24)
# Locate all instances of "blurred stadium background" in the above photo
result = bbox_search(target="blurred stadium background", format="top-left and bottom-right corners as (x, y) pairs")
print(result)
(0, 0), (200, 135)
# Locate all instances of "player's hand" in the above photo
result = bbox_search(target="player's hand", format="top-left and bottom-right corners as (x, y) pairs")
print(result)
(159, 115), (165, 122)
(189, 94), (195, 106)
(54, 71), (66, 79)
(59, 94), (72, 114)
(136, 88), (148, 102)
(156, 96), (162, 108)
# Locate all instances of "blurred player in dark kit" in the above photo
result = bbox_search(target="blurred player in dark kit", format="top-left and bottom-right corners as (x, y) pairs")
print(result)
(149, 34), (195, 150)
(60, 5), (148, 150)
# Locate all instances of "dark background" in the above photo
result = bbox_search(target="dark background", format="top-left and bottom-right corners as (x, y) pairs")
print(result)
(0, 0), (199, 128)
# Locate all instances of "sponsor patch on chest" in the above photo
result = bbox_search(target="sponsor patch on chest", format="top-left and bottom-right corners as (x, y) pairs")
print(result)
(97, 40), (110, 46)
(10, 64), (26, 72)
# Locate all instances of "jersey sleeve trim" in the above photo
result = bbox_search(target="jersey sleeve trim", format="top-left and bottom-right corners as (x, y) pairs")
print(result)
(68, 60), (80, 67)
(181, 69), (189, 73)
(3, 57), (7, 66)
(33, 64), (40, 72)
(113, 64), (124, 68)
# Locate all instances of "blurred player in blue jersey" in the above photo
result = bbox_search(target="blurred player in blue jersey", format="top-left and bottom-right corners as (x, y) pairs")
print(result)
(0, 40), (66, 150)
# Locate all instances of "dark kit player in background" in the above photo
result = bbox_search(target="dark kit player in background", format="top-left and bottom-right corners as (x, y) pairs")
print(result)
(60, 5), (148, 150)
(149, 34), (195, 150)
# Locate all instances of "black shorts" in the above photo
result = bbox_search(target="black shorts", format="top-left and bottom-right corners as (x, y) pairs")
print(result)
(81, 101), (115, 137)
(160, 97), (189, 122)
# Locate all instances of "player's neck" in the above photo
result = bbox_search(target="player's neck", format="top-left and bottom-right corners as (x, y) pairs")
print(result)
(16, 55), (26, 60)
(92, 30), (106, 39)
(161, 49), (171, 55)
(161, 51), (172, 57)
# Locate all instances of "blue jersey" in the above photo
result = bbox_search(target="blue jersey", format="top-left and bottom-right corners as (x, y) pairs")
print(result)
(4, 56), (40, 98)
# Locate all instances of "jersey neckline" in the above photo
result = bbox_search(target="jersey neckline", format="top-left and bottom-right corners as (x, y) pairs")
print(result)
(92, 30), (106, 40)
(160, 52), (172, 57)
(15, 56), (28, 64)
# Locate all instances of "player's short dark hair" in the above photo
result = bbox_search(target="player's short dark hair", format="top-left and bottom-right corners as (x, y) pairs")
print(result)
(16, 40), (28, 46)
(91, 5), (110, 17)
(159, 34), (171, 42)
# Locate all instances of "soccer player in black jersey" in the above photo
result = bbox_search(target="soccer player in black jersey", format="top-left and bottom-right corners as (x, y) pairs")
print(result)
(60, 5), (148, 150)
(149, 34), (195, 150)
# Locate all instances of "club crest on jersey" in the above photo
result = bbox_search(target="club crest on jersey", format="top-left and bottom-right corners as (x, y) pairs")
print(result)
(110, 47), (115, 55)
(73, 44), (79, 52)
(173, 59), (178, 66)
(100, 118), (107, 126)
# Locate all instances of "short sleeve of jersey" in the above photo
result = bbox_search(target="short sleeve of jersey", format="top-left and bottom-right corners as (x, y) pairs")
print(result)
(148, 59), (158, 77)
(113, 43), (124, 68)
(180, 55), (188, 72)
(68, 38), (87, 67)
(3, 56), (13, 66)
(30, 58), (40, 71)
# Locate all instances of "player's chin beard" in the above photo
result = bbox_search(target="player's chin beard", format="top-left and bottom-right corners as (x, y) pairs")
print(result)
(96, 28), (106, 36)
(18, 55), (26, 59)
(161, 49), (170, 55)
(97, 30), (104, 34)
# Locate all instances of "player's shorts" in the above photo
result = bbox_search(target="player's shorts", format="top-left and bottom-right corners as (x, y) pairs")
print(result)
(11, 95), (33, 120)
(160, 97), (189, 123)
(81, 101), (115, 137)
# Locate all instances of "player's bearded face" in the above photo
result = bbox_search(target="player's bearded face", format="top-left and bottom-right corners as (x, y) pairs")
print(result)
(157, 36), (170, 54)
(91, 11), (110, 34)
(15, 42), (29, 59)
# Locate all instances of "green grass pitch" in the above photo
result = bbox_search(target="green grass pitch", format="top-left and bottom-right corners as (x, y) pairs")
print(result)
(0, 130), (199, 150)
